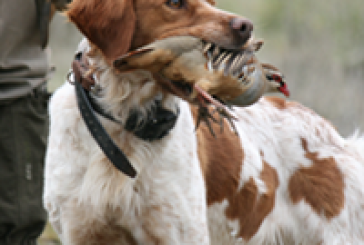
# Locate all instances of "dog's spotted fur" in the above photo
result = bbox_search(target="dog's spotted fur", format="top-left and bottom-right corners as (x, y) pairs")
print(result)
(44, 0), (364, 244)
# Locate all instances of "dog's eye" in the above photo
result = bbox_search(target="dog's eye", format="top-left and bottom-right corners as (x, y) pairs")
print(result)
(166, 0), (185, 9)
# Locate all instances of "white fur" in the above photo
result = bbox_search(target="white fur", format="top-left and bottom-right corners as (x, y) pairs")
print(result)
(44, 41), (364, 244)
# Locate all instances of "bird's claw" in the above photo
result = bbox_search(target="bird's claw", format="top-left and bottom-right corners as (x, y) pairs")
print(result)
(214, 106), (238, 135)
(195, 103), (238, 137)
(193, 84), (238, 136)
(195, 106), (217, 137)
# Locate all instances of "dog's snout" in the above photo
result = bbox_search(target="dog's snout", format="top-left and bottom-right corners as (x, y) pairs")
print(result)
(230, 18), (253, 44)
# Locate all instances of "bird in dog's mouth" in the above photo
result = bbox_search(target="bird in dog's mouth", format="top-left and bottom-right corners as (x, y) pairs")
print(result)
(113, 36), (289, 135)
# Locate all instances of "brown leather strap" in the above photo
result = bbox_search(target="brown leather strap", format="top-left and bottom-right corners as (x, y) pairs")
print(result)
(71, 53), (95, 90)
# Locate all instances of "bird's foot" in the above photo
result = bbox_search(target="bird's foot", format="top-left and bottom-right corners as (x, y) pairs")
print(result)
(194, 85), (238, 136)
(195, 105), (218, 137)
(213, 106), (238, 135)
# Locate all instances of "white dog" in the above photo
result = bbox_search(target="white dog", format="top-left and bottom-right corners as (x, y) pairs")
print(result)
(44, 0), (364, 244)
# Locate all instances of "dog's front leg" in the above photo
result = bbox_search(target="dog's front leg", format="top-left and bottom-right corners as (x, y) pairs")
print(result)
(128, 157), (210, 244)
(131, 197), (210, 244)
(58, 181), (210, 245)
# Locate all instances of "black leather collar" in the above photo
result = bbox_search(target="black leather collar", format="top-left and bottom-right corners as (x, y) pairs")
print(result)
(75, 81), (137, 178)
(71, 52), (179, 178)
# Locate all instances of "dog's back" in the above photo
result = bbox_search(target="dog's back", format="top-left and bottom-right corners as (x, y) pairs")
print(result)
(199, 96), (364, 244)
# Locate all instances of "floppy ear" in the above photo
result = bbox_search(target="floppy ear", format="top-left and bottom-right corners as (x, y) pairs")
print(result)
(67, 0), (136, 62)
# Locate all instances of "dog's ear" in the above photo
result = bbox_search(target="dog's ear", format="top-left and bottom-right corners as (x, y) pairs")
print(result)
(67, 0), (136, 62)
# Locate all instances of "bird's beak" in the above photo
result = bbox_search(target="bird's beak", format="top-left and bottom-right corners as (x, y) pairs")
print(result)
(278, 83), (290, 97)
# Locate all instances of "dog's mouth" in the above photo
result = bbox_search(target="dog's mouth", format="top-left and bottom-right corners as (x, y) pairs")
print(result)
(162, 40), (254, 101)
(114, 36), (260, 107)
(202, 40), (254, 75)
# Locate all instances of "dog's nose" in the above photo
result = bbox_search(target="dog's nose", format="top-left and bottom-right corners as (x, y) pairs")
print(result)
(230, 18), (254, 43)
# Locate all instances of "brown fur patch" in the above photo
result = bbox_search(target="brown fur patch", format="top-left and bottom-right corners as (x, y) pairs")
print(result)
(67, 0), (136, 62)
(288, 138), (345, 219)
(225, 161), (279, 240)
(206, 0), (216, 5)
(192, 106), (279, 240)
(191, 106), (243, 204)
(265, 96), (287, 109)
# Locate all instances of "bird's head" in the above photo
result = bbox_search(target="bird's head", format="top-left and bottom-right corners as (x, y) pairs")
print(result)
(267, 73), (290, 97)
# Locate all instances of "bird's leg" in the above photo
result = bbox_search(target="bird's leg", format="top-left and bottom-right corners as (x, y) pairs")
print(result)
(195, 95), (217, 137)
(214, 106), (239, 135)
(193, 84), (234, 117)
(193, 84), (238, 134)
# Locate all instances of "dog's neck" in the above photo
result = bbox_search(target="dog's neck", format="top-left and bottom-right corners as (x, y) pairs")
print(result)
(80, 40), (180, 135)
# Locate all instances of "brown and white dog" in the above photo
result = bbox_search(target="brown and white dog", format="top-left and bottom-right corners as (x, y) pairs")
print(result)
(43, 0), (364, 244)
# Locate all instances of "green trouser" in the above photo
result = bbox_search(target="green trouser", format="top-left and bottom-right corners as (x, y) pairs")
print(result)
(0, 88), (49, 245)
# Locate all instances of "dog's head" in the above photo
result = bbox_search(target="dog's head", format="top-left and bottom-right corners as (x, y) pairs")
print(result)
(67, 0), (253, 63)
(67, 0), (255, 125)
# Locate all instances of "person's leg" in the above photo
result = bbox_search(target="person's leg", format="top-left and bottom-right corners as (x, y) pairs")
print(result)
(0, 90), (48, 245)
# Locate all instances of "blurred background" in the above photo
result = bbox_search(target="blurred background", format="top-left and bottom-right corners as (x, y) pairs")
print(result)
(48, 0), (364, 136)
